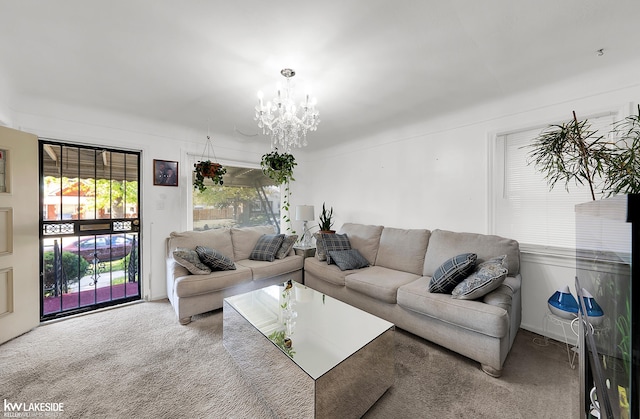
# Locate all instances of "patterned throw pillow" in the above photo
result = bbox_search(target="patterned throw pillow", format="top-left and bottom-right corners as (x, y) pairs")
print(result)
(321, 233), (352, 264)
(195, 246), (236, 271)
(275, 235), (298, 259)
(452, 255), (508, 300)
(314, 232), (327, 261)
(249, 234), (285, 262)
(173, 248), (211, 275)
(428, 253), (477, 293)
(328, 249), (370, 271)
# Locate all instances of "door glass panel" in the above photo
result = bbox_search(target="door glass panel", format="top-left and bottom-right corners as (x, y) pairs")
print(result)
(40, 142), (141, 320)
(80, 148), (96, 220)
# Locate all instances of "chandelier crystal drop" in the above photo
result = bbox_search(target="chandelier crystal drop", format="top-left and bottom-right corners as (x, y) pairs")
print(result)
(254, 68), (320, 153)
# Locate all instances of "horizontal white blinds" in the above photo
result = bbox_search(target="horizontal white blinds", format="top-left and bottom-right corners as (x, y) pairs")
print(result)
(494, 112), (618, 249)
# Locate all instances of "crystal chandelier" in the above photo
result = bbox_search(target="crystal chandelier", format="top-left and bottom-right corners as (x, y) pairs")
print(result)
(254, 68), (320, 153)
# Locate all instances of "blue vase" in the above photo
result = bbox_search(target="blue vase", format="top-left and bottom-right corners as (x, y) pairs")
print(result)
(547, 285), (579, 319)
(580, 288), (604, 325)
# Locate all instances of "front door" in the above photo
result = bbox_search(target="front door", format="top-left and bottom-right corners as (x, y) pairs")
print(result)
(40, 141), (141, 320)
(0, 126), (39, 344)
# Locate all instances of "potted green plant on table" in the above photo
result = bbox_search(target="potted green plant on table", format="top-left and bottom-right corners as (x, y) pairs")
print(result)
(318, 202), (334, 233)
(193, 160), (226, 192)
(261, 150), (297, 233)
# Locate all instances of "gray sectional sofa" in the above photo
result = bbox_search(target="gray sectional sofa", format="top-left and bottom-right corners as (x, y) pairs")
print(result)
(304, 223), (521, 377)
(166, 225), (303, 325)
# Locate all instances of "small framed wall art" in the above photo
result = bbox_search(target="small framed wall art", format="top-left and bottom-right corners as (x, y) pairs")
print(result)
(153, 159), (178, 186)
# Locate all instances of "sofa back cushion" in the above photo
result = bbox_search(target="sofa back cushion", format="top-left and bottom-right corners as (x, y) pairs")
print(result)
(423, 229), (520, 277)
(337, 223), (384, 265)
(231, 225), (276, 260)
(167, 228), (234, 261)
(375, 227), (431, 275)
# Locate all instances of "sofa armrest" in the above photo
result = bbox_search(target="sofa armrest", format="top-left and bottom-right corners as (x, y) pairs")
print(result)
(168, 259), (190, 279)
(482, 274), (521, 311)
(166, 258), (189, 300)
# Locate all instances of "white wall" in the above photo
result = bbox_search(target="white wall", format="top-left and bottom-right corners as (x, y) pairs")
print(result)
(0, 70), (13, 127)
(7, 58), (640, 341)
(291, 59), (640, 341)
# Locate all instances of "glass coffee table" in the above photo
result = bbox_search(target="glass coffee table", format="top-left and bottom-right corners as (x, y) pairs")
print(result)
(223, 281), (395, 418)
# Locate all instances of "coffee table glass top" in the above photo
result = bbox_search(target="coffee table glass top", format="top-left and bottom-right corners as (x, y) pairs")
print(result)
(224, 281), (394, 379)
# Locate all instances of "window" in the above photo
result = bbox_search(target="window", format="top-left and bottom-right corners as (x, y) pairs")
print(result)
(491, 111), (618, 251)
(190, 163), (281, 232)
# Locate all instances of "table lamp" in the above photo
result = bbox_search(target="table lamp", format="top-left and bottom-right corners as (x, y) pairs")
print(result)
(295, 205), (315, 247)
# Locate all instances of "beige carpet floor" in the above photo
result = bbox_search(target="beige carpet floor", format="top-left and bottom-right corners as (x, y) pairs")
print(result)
(0, 300), (578, 418)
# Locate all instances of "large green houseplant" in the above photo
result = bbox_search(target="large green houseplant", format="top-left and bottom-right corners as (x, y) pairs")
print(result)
(526, 106), (640, 200)
(261, 150), (297, 232)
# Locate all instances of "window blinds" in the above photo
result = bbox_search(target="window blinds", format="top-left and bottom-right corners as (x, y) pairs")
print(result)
(493, 112), (618, 250)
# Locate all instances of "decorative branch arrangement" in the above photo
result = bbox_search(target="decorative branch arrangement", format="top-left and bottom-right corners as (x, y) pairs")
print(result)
(526, 105), (640, 200)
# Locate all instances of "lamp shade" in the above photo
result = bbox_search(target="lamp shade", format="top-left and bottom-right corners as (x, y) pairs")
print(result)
(296, 205), (314, 221)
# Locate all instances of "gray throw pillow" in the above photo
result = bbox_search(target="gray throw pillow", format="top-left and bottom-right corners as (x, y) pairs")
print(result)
(452, 255), (508, 300)
(321, 233), (351, 264)
(328, 249), (370, 271)
(195, 246), (236, 271)
(276, 235), (298, 259)
(173, 248), (211, 275)
(429, 253), (477, 293)
(314, 232), (327, 261)
(249, 234), (285, 262)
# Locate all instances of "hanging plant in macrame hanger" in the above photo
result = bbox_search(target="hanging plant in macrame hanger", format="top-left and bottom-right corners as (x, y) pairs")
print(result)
(193, 127), (226, 192)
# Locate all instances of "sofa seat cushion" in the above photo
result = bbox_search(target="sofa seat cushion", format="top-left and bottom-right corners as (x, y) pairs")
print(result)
(174, 265), (253, 298)
(304, 257), (350, 286)
(345, 266), (421, 304)
(397, 276), (510, 338)
(236, 255), (304, 281)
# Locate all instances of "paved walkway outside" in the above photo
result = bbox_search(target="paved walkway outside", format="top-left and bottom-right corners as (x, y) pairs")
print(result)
(43, 270), (139, 315)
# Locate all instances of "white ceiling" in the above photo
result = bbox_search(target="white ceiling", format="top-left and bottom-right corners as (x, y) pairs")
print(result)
(1, 0), (638, 151)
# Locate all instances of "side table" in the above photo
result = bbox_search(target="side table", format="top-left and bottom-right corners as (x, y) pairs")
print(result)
(542, 311), (609, 369)
(293, 246), (316, 284)
(542, 312), (580, 369)
(293, 245), (316, 258)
